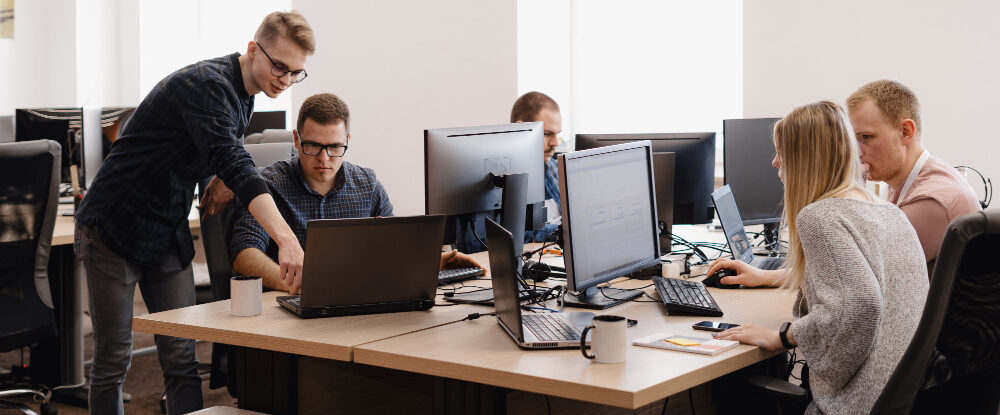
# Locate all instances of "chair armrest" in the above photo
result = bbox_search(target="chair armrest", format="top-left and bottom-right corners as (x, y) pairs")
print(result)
(744, 373), (811, 402)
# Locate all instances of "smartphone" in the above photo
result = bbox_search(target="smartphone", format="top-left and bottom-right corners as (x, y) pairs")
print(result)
(692, 321), (740, 332)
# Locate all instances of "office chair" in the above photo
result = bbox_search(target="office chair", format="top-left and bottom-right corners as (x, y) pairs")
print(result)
(243, 129), (293, 145)
(739, 209), (1000, 415)
(0, 141), (62, 415)
(197, 142), (296, 396)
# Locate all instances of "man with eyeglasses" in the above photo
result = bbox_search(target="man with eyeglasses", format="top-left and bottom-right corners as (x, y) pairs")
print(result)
(75, 11), (313, 415)
(230, 93), (483, 293)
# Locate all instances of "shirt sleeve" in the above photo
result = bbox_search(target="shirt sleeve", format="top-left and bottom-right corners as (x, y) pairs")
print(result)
(789, 208), (884, 388)
(899, 197), (949, 264)
(182, 79), (269, 205)
(370, 175), (394, 217)
(229, 204), (272, 262)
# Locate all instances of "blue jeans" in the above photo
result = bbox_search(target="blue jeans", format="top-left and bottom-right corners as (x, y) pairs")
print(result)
(76, 224), (203, 415)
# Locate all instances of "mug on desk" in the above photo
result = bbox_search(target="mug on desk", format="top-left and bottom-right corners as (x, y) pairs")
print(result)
(580, 315), (628, 363)
(231, 275), (262, 316)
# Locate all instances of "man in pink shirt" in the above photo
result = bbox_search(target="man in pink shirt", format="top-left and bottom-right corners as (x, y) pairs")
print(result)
(847, 80), (982, 277)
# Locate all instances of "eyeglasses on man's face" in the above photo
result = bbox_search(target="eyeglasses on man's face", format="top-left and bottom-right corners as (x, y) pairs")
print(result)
(300, 140), (348, 157)
(255, 41), (308, 83)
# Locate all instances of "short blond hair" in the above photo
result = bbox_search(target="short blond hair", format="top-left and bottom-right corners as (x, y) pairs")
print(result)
(774, 101), (873, 292)
(846, 80), (921, 133)
(254, 11), (315, 55)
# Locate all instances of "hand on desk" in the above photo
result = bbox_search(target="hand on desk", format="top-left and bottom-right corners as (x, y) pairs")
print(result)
(440, 249), (485, 275)
(706, 258), (785, 287)
(714, 323), (784, 352)
(199, 176), (234, 216)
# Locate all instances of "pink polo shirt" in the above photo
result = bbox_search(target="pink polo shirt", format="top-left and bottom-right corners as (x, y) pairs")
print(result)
(889, 154), (982, 278)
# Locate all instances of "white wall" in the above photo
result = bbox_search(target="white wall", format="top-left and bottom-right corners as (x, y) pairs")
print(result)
(745, 0), (999, 202)
(0, 0), (77, 115)
(291, 0), (518, 215)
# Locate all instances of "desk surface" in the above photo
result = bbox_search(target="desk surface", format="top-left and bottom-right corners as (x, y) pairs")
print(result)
(52, 209), (202, 246)
(132, 225), (796, 409)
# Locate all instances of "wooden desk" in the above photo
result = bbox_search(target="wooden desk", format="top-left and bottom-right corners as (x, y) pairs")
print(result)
(51, 212), (201, 246)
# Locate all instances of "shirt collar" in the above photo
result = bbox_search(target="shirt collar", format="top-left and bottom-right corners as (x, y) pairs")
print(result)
(291, 156), (347, 198)
(895, 149), (931, 206)
(230, 52), (252, 101)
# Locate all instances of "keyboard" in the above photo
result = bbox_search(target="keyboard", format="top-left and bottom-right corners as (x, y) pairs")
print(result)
(438, 267), (485, 285)
(652, 276), (723, 317)
(523, 314), (580, 341)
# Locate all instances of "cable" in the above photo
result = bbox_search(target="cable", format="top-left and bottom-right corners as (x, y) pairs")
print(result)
(661, 396), (670, 415)
(688, 388), (696, 415)
(955, 165), (992, 208)
(544, 394), (552, 415)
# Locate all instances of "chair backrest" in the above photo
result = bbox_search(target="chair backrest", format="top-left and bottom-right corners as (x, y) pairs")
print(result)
(870, 208), (1000, 414)
(244, 129), (293, 144)
(199, 143), (294, 301)
(0, 140), (60, 351)
(0, 115), (13, 143)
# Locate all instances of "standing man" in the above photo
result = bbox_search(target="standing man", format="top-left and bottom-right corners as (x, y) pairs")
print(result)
(74, 11), (313, 415)
(511, 91), (563, 243)
(847, 80), (981, 277)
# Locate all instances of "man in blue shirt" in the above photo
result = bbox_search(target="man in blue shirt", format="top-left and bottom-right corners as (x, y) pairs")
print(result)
(74, 11), (313, 415)
(511, 91), (563, 243)
(230, 93), (482, 292)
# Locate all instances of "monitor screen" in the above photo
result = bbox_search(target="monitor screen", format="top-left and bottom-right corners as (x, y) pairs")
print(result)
(723, 118), (783, 225)
(559, 141), (660, 293)
(245, 111), (287, 136)
(576, 132), (715, 225)
(15, 108), (85, 193)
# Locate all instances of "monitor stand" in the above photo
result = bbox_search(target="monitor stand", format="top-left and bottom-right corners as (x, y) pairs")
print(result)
(760, 222), (784, 256)
(564, 286), (643, 310)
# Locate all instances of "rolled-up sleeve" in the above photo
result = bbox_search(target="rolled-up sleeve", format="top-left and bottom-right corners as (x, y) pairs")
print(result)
(182, 80), (269, 205)
(229, 205), (271, 261)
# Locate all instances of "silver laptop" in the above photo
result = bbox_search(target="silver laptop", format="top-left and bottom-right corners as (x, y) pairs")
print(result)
(277, 215), (444, 318)
(712, 185), (784, 270)
(485, 218), (593, 349)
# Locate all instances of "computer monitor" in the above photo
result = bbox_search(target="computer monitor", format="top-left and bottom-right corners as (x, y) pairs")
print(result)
(424, 122), (546, 257)
(576, 132), (716, 225)
(245, 111), (286, 136)
(15, 108), (85, 195)
(723, 118), (783, 251)
(559, 141), (661, 309)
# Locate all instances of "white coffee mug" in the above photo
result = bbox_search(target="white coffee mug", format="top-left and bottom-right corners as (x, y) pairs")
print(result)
(230, 276), (262, 316)
(580, 315), (628, 363)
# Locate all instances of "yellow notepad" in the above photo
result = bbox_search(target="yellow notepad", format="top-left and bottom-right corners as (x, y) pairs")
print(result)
(665, 337), (701, 346)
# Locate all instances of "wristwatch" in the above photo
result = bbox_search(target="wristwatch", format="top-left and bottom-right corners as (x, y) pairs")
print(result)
(779, 321), (794, 349)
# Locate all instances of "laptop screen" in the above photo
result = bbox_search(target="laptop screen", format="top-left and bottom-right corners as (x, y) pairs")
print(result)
(485, 218), (524, 340)
(712, 185), (754, 264)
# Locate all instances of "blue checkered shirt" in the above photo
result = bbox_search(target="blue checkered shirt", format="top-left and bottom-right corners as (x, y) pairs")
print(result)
(229, 158), (393, 261)
(76, 53), (267, 266)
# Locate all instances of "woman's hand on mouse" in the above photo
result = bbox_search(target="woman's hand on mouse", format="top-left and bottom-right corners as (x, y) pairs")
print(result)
(706, 258), (785, 287)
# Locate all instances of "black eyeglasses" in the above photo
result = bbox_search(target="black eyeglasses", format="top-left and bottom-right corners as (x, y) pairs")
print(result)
(301, 140), (348, 157)
(255, 42), (308, 83)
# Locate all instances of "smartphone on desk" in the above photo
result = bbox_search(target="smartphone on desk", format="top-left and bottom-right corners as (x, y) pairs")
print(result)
(692, 321), (739, 332)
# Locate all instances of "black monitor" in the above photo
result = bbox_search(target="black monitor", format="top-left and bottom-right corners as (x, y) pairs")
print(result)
(576, 132), (715, 225)
(245, 111), (286, 136)
(424, 122), (546, 257)
(15, 108), (85, 195)
(559, 141), (660, 309)
(723, 118), (783, 251)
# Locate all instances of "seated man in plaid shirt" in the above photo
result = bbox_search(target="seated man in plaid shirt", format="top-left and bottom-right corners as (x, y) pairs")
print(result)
(230, 93), (482, 292)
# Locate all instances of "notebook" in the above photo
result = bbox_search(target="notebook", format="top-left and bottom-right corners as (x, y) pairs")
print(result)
(633, 332), (739, 355)
(276, 215), (444, 318)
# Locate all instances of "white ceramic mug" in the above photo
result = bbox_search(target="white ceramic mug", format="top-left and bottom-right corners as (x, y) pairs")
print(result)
(580, 315), (628, 363)
(230, 276), (262, 316)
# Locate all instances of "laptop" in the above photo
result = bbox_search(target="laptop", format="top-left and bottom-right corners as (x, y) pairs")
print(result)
(276, 215), (445, 318)
(711, 185), (784, 270)
(485, 218), (594, 349)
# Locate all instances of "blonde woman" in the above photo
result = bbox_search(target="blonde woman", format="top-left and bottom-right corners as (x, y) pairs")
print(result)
(714, 101), (928, 414)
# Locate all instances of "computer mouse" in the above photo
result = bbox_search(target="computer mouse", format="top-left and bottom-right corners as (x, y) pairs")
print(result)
(703, 269), (740, 289)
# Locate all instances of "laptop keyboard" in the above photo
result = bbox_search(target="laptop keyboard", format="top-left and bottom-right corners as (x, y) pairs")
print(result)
(438, 267), (484, 285)
(652, 277), (723, 317)
(523, 314), (580, 341)
(755, 256), (784, 270)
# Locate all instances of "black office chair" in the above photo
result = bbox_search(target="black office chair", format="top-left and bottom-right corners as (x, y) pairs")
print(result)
(740, 209), (1000, 415)
(0, 140), (62, 415)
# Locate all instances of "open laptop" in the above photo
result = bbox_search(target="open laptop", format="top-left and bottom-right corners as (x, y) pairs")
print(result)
(485, 218), (594, 349)
(711, 185), (784, 270)
(276, 215), (444, 318)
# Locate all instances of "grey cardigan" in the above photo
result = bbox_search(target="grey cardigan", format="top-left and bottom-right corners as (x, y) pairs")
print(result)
(790, 198), (929, 415)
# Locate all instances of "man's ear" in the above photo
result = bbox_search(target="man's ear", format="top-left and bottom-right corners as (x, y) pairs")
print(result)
(246, 40), (257, 58)
(900, 119), (917, 145)
(292, 129), (300, 147)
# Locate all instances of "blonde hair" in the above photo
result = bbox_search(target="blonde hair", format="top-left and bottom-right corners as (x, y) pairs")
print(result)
(254, 11), (315, 55)
(846, 79), (921, 133)
(775, 101), (873, 292)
